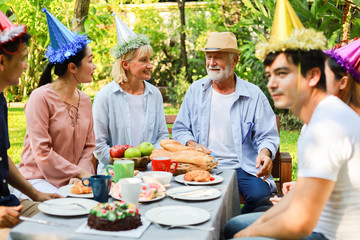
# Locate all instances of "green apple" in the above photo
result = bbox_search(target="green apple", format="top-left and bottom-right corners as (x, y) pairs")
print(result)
(138, 142), (155, 156)
(124, 147), (142, 158)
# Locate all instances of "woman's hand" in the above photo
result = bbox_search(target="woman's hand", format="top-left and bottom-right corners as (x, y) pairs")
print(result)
(69, 178), (81, 185)
(269, 195), (282, 205)
(282, 181), (296, 195)
(78, 170), (92, 180)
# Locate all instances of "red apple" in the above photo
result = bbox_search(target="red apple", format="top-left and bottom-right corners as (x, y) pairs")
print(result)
(110, 145), (126, 158)
(122, 145), (133, 151)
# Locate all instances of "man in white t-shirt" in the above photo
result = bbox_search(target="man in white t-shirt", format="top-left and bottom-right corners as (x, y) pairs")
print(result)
(173, 32), (280, 213)
(224, 0), (360, 239)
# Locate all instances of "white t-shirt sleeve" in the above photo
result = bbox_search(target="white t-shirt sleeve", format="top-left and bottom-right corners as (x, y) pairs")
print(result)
(297, 119), (353, 182)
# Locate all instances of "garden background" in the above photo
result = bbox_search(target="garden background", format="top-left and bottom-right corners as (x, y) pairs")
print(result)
(2, 0), (360, 180)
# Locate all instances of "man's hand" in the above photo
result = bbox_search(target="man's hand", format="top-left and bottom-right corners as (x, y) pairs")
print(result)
(0, 205), (22, 228)
(186, 140), (212, 155)
(32, 192), (62, 202)
(282, 181), (296, 195)
(255, 149), (273, 180)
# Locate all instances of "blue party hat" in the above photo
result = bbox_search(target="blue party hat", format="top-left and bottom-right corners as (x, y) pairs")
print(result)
(111, 12), (149, 59)
(42, 8), (90, 64)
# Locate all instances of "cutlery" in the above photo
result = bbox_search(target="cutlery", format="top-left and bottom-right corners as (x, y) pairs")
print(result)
(42, 202), (88, 210)
(170, 188), (208, 195)
(214, 171), (223, 175)
(19, 216), (70, 227)
(152, 221), (214, 231)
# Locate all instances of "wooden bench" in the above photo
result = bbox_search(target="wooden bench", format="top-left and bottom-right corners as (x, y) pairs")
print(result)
(165, 114), (293, 198)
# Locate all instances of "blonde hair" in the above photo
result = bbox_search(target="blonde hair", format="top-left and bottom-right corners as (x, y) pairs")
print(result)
(111, 44), (153, 84)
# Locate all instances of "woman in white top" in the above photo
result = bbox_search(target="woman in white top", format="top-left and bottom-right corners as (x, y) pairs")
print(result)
(92, 14), (168, 173)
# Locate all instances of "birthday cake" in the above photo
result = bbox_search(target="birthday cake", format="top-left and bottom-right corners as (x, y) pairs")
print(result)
(87, 201), (142, 231)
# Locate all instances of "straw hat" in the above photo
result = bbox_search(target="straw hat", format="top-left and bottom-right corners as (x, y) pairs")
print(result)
(201, 32), (241, 54)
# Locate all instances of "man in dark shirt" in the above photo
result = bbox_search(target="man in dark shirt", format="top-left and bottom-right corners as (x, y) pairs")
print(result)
(0, 11), (60, 238)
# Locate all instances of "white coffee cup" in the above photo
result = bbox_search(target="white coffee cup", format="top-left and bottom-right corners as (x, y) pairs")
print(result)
(119, 178), (149, 205)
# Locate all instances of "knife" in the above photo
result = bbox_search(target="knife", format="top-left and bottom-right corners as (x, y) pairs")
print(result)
(170, 188), (209, 196)
(19, 216), (70, 227)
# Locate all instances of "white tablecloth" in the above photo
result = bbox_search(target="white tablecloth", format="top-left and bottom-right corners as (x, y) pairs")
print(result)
(9, 169), (240, 240)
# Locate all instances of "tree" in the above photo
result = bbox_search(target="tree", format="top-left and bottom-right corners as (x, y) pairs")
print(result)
(177, 0), (189, 81)
(72, 0), (90, 33)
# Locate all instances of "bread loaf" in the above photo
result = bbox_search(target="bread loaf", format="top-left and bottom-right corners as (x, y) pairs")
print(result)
(160, 139), (196, 152)
(150, 140), (214, 166)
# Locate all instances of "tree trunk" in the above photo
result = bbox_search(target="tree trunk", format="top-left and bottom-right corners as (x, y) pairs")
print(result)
(177, 0), (189, 81)
(72, 0), (90, 33)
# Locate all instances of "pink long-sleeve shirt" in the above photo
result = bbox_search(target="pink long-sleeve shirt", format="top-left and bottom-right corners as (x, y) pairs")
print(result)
(19, 84), (95, 188)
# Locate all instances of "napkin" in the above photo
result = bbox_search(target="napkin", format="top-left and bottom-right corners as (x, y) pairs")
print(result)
(75, 216), (151, 238)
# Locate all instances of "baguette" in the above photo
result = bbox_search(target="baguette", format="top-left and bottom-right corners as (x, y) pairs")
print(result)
(160, 139), (196, 152)
(150, 147), (213, 166)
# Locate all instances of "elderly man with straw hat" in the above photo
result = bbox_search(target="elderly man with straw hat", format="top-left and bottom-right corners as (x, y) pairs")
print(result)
(224, 0), (360, 239)
(173, 32), (280, 214)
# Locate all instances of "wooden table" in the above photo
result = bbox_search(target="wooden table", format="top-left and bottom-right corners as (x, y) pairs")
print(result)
(9, 169), (240, 240)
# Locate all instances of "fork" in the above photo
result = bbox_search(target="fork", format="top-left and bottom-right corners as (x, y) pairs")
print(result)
(152, 221), (214, 231)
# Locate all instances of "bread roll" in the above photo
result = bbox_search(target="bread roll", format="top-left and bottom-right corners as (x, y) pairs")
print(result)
(184, 170), (211, 182)
(70, 181), (92, 194)
(160, 139), (196, 152)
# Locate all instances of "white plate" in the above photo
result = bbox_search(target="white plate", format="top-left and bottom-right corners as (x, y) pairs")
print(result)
(166, 186), (221, 201)
(174, 174), (223, 185)
(111, 190), (166, 203)
(145, 205), (210, 226)
(139, 192), (166, 203)
(38, 198), (98, 216)
(59, 184), (93, 198)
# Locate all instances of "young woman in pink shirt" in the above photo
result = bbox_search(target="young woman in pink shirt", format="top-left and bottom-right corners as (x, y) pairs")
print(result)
(16, 9), (96, 197)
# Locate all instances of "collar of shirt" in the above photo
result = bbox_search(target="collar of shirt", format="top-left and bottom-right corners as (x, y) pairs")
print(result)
(201, 74), (251, 100)
(110, 80), (153, 96)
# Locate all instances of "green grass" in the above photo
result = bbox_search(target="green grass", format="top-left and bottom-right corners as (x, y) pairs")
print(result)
(7, 106), (299, 180)
(280, 130), (299, 181)
(8, 107), (27, 164)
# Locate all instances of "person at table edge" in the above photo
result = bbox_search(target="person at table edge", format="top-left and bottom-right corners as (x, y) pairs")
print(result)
(172, 32), (280, 214)
(224, 0), (360, 239)
(0, 10), (61, 239)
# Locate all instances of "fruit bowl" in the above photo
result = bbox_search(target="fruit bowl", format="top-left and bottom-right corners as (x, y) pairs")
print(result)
(110, 156), (150, 170)
(142, 171), (173, 186)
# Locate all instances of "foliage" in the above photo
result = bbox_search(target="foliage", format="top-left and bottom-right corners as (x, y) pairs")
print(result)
(278, 112), (304, 131)
(166, 67), (190, 108)
(2, 0), (360, 106)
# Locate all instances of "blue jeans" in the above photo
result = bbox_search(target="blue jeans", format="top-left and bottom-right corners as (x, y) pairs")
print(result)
(236, 168), (271, 214)
(224, 212), (328, 240)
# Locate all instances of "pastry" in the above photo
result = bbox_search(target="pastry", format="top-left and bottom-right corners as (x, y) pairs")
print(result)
(184, 170), (211, 182)
(70, 181), (92, 194)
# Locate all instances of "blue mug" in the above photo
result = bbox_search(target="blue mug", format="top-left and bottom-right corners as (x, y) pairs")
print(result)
(82, 175), (112, 202)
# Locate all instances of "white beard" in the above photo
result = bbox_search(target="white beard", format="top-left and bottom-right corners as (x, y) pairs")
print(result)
(206, 63), (233, 83)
